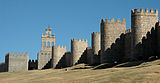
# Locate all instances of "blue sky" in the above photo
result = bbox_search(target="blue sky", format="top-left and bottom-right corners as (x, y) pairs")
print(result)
(0, 0), (160, 62)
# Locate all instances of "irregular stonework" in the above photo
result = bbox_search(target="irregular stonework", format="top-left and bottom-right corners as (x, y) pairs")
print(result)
(101, 18), (126, 63)
(37, 51), (52, 69)
(71, 39), (88, 66)
(124, 29), (132, 61)
(131, 8), (158, 48)
(38, 28), (55, 69)
(52, 45), (66, 68)
(91, 32), (101, 65)
(5, 52), (29, 72)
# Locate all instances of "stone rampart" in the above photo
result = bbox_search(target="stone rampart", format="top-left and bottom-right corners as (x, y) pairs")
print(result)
(5, 52), (29, 72)
(71, 39), (88, 65)
(101, 18), (126, 63)
(52, 45), (66, 68)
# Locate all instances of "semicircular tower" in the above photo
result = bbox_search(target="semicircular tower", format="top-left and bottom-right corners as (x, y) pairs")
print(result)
(131, 8), (158, 56)
(131, 8), (158, 46)
(101, 18), (126, 63)
(71, 39), (88, 66)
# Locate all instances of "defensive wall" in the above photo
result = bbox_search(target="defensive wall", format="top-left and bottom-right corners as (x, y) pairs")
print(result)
(38, 28), (55, 69)
(131, 8), (158, 57)
(91, 32), (101, 65)
(71, 39), (88, 66)
(52, 45), (66, 68)
(100, 18), (126, 63)
(28, 60), (38, 70)
(5, 52), (29, 72)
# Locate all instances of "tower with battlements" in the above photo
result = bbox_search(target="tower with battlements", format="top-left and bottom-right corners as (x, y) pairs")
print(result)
(52, 45), (66, 68)
(131, 8), (159, 57)
(71, 39), (88, 66)
(91, 32), (101, 64)
(38, 28), (55, 69)
(5, 52), (29, 72)
(101, 18), (126, 63)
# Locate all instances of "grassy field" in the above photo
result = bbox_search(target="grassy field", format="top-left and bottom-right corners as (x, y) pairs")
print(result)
(1, 60), (160, 83)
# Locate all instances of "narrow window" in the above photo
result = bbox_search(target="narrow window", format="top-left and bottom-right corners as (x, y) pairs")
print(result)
(51, 42), (54, 46)
(47, 41), (50, 47)
(43, 42), (45, 47)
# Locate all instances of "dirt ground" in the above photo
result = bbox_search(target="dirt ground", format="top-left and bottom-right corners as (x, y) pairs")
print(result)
(1, 60), (160, 83)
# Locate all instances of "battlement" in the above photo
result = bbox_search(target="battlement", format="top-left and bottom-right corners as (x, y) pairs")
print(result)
(6, 52), (29, 57)
(131, 8), (158, 15)
(125, 29), (132, 33)
(101, 18), (126, 24)
(29, 60), (37, 63)
(92, 32), (101, 36)
(71, 38), (88, 43)
(54, 45), (66, 49)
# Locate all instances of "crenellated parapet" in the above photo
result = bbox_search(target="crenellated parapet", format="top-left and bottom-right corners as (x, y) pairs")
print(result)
(131, 8), (159, 52)
(52, 45), (66, 68)
(71, 38), (88, 65)
(131, 8), (158, 16)
(101, 18), (126, 24)
(6, 52), (29, 57)
(5, 52), (29, 72)
(28, 60), (38, 70)
(101, 18), (126, 63)
(125, 29), (132, 34)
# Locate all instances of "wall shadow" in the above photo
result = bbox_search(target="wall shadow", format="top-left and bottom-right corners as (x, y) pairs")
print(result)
(28, 60), (38, 70)
(0, 63), (6, 73)
(55, 54), (66, 69)
(96, 22), (160, 69)
(42, 59), (52, 69)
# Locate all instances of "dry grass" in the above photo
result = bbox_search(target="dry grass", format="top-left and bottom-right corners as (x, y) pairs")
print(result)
(1, 60), (160, 83)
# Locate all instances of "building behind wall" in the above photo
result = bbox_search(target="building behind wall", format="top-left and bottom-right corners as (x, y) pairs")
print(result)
(38, 28), (55, 69)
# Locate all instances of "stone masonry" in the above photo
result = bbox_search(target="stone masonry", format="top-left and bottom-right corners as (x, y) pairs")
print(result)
(5, 52), (29, 72)
(38, 28), (55, 69)
(131, 8), (158, 57)
(91, 32), (101, 64)
(52, 45), (66, 68)
(71, 39), (88, 66)
(1, 8), (160, 72)
(101, 18), (126, 63)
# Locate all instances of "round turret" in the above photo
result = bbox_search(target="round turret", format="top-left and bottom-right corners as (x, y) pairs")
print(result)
(92, 32), (101, 55)
(131, 8), (158, 47)
(71, 39), (88, 65)
(100, 18), (126, 63)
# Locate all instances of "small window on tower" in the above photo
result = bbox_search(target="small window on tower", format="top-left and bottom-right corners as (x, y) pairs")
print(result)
(48, 32), (50, 36)
(52, 42), (54, 46)
(43, 42), (45, 47)
(47, 42), (50, 47)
